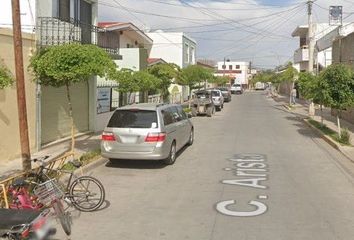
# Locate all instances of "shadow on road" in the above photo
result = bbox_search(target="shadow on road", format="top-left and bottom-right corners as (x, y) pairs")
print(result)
(105, 159), (167, 169)
(104, 144), (190, 169)
(284, 116), (320, 139)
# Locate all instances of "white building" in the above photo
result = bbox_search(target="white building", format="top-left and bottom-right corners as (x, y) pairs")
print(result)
(215, 61), (250, 87)
(147, 30), (197, 101)
(147, 30), (196, 68)
(291, 24), (337, 72)
(316, 23), (354, 72)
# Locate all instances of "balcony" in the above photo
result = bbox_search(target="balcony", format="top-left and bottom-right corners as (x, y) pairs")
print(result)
(294, 46), (309, 63)
(36, 17), (121, 59)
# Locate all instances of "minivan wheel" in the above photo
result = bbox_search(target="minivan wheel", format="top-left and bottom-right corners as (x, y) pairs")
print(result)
(188, 129), (194, 146)
(164, 142), (176, 165)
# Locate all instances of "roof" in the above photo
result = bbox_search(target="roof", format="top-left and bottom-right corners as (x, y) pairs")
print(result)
(117, 103), (179, 111)
(147, 58), (167, 66)
(98, 21), (153, 45)
(292, 25), (308, 37)
(197, 61), (215, 69)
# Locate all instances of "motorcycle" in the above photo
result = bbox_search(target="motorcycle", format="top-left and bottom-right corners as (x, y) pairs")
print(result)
(0, 208), (56, 240)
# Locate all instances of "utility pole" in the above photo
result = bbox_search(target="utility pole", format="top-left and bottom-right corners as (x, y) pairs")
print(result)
(12, 0), (31, 170)
(307, 0), (316, 116)
(308, 0), (314, 73)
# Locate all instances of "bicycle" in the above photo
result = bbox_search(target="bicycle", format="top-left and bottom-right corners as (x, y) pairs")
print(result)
(6, 166), (71, 236)
(29, 156), (106, 212)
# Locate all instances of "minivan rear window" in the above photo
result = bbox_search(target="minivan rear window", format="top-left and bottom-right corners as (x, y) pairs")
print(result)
(107, 110), (158, 128)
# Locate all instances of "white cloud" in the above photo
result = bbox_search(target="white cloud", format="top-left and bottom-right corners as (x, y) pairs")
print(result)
(99, 0), (354, 68)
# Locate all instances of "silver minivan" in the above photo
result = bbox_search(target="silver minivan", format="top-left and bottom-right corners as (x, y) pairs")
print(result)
(101, 103), (194, 165)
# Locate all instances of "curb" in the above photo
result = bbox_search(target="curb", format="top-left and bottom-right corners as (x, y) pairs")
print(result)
(303, 119), (340, 151)
(80, 157), (109, 174)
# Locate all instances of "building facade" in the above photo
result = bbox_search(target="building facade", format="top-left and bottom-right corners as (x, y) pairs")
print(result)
(95, 22), (153, 131)
(147, 31), (197, 101)
(0, 29), (36, 162)
(291, 24), (337, 73)
(215, 61), (250, 88)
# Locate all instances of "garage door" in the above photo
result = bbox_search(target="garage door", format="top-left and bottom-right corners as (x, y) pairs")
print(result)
(41, 82), (89, 145)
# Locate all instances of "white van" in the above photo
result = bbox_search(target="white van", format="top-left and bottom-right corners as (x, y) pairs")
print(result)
(231, 84), (243, 94)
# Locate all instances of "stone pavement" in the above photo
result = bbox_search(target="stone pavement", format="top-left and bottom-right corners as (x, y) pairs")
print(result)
(0, 132), (102, 180)
(273, 94), (354, 163)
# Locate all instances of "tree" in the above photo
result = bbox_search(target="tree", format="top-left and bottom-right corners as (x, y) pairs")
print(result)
(209, 76), (229, 87)
(280, 62), (298, 105)
(0, 60), (13, 89)
(320, 64), (354, 137)
(177, 65), (214, 107)
(147, 63), (179, 102)
(30, 44), (116, 152)
(298, 72), (331, 124)
(132, 70), (161, 102)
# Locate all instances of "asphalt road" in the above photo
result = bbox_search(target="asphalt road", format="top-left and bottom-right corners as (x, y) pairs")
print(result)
(58, 91), (354, 240)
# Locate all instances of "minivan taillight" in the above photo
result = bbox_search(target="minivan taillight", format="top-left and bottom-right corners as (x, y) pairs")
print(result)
(145, 133), (166, 142)
(102, 132), (116, 141)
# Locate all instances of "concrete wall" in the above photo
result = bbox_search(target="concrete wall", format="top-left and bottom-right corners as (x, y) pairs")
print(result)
(333, 32), (354, 67)
(0, 29), (36, 161)
(116, 48), (148, 71)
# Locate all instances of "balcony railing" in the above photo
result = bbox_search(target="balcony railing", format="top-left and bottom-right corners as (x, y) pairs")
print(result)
(36, 17), (121, 59)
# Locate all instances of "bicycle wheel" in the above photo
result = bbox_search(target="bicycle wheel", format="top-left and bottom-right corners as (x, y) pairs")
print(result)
(52, 200), (71, 236)
(68, 176), (105, 212)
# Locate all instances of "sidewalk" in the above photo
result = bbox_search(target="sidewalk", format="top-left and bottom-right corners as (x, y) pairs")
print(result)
(273, 94), (354, 162)
(0, 132), (102, 181)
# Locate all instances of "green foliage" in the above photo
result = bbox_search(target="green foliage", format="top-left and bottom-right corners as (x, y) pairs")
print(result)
(0, 61), (13, 89)
(281, 62), (298, 83)
(338, 128), (351, 145)
(147, 63), (179, 101)
(308, 119), (351, 146)
(209, 76), (229, 86)
(112, 68), (137, 93)
(177, 65), (214, 88)
(132, 70), (161, 92)
(30, 44), (116, 87)
(298, 72), (331, 106)
(320, 64), (354, 111)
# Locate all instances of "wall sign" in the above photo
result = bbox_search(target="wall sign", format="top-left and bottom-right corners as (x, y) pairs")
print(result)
(97, 88), (111, 114)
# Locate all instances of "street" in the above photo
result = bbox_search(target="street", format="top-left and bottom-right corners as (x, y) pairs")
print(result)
(58, 91), (354, 240)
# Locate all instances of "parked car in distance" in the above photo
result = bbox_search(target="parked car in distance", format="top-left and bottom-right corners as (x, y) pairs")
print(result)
(210, 89), (224, 111)
(231, 84), (243, 94)
(255, 82), (266, 90)
(101, 103), (194, 165)
(217, 87), (232, 102)
(191, 90), (215, 117)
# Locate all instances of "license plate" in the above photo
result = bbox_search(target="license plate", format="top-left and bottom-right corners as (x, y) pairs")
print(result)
(198, 106), (204, 112)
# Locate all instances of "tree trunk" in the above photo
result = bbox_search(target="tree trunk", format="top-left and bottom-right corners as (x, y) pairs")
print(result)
(65, 83), (75, 153)
(188, 85), (192, 109)
(320, 104), (323, 125)
(337, 111), (341, 138)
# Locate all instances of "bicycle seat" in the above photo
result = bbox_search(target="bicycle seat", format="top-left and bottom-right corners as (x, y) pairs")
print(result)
(0, 209), (40, 231)
(11, 177), (28, 187)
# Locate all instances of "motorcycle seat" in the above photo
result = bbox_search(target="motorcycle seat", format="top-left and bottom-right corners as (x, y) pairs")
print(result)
(0, 208), (40, 230)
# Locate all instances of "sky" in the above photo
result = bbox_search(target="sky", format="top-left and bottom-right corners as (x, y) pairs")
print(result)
(98, 0), (354, 69)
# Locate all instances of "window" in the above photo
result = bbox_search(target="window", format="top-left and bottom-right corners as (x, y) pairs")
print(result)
(59, 0), (70, 21)
(108, 110), (158, 128)
(162, 108), (175, 126)
(184, 43), (189, 63)
(190, 47), (195, 64)
(177, 106), (187, 120)
(229, 65), (233, 70)
(235, 65), (240, 69)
